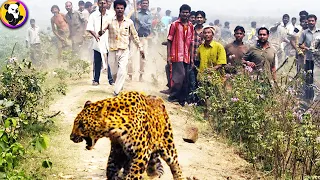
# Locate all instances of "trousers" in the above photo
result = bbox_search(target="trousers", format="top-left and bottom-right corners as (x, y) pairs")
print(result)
(108, 49), (130, 94)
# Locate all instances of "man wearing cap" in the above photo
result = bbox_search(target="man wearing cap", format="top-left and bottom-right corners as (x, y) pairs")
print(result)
(197, 26), (227, 72)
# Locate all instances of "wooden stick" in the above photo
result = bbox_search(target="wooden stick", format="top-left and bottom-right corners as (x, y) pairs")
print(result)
(133, 0), (138, 27)
(99, 8), (107, 71)
(100, 9), (103, 33)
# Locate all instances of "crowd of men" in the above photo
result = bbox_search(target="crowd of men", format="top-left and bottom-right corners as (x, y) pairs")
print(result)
(24, 0), (320, 106)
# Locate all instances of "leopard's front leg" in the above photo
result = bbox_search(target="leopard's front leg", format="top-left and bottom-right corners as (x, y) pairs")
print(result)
(106, 142), (128, 180)
(121, 145), (151, 180)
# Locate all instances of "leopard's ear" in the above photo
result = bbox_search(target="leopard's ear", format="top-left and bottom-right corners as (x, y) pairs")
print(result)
(84, 101), (92, 107)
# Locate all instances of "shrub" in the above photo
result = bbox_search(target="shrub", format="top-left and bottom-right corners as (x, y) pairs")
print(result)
(0, 59), (63, 178)
(195, 67), (320, 179)
(60, 50), (90, 79)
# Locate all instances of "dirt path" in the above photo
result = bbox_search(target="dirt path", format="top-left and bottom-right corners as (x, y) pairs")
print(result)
(46, 73), (255, 180)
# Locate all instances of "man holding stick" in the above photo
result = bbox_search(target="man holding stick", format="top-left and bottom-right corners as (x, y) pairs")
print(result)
(86, 0), (114, 86)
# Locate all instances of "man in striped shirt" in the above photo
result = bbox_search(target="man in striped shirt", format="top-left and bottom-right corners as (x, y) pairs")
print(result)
(166, 4), (194, 106)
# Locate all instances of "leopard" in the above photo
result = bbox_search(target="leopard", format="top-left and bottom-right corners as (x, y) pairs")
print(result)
(70, 91), (184, 180)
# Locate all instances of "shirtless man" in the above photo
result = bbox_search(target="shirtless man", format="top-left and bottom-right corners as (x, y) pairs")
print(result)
(50, 5), (70, 56)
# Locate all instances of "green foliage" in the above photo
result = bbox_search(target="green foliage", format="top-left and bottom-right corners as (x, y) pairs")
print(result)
(60, 50), (90, 79)
(0, 60), (47, 122)
(195, 69), (320, 178)
(0, 100), (25, 172)
(0, 59), (65, 178)
(53, 68), (71, 81)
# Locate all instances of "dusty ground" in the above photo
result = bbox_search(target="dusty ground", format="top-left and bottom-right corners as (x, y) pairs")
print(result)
(42, 47), (256, 180)
(46, 81), (255, 179)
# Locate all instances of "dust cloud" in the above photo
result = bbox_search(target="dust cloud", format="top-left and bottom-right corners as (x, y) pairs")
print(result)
(10, 0), (320, 28)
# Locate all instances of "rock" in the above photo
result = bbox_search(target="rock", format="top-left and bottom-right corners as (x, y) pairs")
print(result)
(183, 126), (199, 143)
(58, 173), (74, 179)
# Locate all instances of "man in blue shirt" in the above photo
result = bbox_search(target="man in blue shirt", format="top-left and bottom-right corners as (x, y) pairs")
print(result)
(161, 10), (172, 35)
(129, 0), (152, 81)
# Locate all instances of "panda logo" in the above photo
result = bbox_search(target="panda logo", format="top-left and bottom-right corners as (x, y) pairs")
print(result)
(4, 2), (23, 26)
(0, 1), (28, 28)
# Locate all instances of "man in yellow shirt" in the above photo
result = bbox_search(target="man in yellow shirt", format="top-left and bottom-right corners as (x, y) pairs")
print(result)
(198, 26), (227, 72)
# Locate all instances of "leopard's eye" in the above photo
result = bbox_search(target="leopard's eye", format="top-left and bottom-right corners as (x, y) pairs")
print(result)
(78, 120), (85, 130)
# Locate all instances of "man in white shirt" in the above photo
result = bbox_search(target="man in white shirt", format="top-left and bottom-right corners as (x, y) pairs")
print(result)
(270, 14), (295, 66)
(106, 0), (116, 17)
(78, 0), (90, 28)
(26, 19), (41, 65)
(86, 0), (114, 86)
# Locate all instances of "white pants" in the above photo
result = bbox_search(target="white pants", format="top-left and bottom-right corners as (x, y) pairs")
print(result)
(108, 49), (130, 94)
(128, 37), (148, 75)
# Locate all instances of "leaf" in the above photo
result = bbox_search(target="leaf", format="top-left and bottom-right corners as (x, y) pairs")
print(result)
(0, 130), (4, 138)
(1, 134), (8, 143)
(42, 160), (53, 168)
(40, 135), (49, 150)
(35, 140), (43, 152)
(11, 118), (17, 127)
(4, 119), (11, 128)
(0, 141), (8, 150)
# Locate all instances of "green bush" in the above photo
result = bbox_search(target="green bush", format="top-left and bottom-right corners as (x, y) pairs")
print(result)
(195, 68), (320, 179)
(60, 50), (90, 79)
(0, 59), (63, 178)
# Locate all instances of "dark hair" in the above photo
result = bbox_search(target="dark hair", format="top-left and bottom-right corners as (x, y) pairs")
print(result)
(179, 4), (191, 13)
(258, 27), (270, 35)
(165, 10), (171, 16)
(308, 14), (317, 21)
(299, 10), (308, 17)
(30, 19), (35, 23)
(292, 17), (296, 20)
(85, 1), (92, 8)
(300, 16), (307, 22)
(209, 22), (214, 26)
(78, 0), (85, 5)
(234, 26), (245, 33)
(214, 19), (219, 25)
(141, 0), (149, 3)
(51, 5), (60, 12)
(283, 14), (290, 19)
(190, 11), (196, 16)
(113, 0), (127, 9)
(195, 11), (206, 19)
(224, 21), (230, 26)
(251, 21), (256, 26)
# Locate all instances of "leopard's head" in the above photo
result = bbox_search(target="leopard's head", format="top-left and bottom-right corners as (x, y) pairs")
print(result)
(70, 100), (106, 150)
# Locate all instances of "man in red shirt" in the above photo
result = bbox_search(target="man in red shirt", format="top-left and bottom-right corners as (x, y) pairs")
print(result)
(166, 4), (194, 106)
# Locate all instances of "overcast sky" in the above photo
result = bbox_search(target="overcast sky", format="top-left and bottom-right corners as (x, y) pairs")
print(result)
(1, 0), (320, 30)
